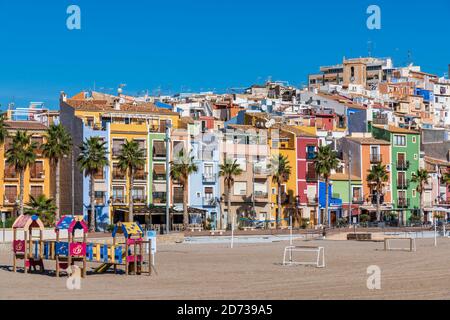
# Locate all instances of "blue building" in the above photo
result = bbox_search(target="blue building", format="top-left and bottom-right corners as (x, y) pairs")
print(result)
(318, 181), (343, 226)
(82, 122), (111, 231)
(189, 131), (221, 229)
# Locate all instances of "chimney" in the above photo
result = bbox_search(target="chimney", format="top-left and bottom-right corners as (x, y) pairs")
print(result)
(60, 91), (67, 103)
(114, 99), (121, 110)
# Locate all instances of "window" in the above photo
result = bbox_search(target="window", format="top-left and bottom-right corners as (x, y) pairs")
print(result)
(30, 186), (43, 199)
(132, 187), (146, 203)
(306, 146), (316, 159)
(173, 141), (184, 155)
(112, 139), (125, 157)
(233, 182), (247, 196)
(112, 186), (125, 203)
(204, 164), (214, 178)
(4, 186), (17, 203)
(352, 187), (363, 202)
(173, 187), (184, 204)
(394, 135), (406, 146)
(204, 187), (214, 200)
(153, 141), (166, 158)
(234, 156), (246, 171)
(134, 139), (146, 152)
(412, 190), (417, 198)
(412, 136), (416, 143)
(30, 161), (44, 179)
(95, 191), (105, 204)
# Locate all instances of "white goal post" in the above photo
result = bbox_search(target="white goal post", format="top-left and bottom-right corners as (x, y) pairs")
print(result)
(384, 237), (416, 252)
(282, 246), (325, 268)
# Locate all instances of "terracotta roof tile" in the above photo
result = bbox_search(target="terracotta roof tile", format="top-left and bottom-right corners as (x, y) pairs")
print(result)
(346, 136), (391, 145)
(5, 121), (48, 131)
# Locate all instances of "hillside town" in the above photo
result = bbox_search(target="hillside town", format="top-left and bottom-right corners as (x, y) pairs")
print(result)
(1, 57), (450, 232)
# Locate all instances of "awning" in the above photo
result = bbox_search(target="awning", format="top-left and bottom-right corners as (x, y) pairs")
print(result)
(153, 164), (166, 175)
(153, 142), (166, 155)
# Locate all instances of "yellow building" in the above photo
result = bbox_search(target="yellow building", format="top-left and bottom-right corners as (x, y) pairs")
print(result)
(0, 120), (52, 218)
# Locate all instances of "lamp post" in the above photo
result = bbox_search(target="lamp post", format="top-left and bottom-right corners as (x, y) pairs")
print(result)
(348, 150), (352, 226)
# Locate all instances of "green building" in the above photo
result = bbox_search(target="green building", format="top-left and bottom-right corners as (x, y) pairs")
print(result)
(331, 173), (363, 224)
(372, 125), (421, 224)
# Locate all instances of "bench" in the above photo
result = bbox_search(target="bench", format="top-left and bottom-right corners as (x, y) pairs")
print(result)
(347, 233), (372, 241)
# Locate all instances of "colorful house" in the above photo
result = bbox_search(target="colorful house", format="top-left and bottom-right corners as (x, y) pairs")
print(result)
(372, 125), (421, 224)
(330, 173), (363, 224)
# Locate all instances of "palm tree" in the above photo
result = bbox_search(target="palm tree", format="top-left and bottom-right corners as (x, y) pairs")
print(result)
(270, 154), (292, 229)
(25, 194), (57, 227)
(219, 158), (243, 230)
(367, 164), (389, 222)
(0, 113), (8, 145)
(411, 169), (429, 222)
(42, 124), (72, 221)
(314, 145), (340, 227)
(77, 137), (108, 232)
(117, 140), (146, 223)
(5, 131), (37, 216)
(170, 149), (198, 229)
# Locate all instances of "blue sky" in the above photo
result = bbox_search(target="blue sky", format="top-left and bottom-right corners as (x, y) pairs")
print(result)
(0, 0), (449, 109)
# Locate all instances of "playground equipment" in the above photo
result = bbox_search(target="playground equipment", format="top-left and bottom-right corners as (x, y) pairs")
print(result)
(54, 215), (88, 278)
(90, 222), (153, 276)
(11, 215), (154, 277)
(12, 214), (45, 274)
(384, 237), (416, 252)
(282, 246), (325, 268)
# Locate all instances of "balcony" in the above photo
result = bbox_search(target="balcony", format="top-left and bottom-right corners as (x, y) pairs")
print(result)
(112, 170), (126, 180)
(112, 197), (125, 205)
(30, 170), (45, 181)
(372, 117), (388, 125)
(132, 197), (147, 204)
(152, 196), (166, 204)
(397, 198), (410, 208)
(112, 147), (123, 158)
(153, 174), (166, 182)
(3, 196), (18, 206)
(202, 197), (216, 207)
(306, 171), (318, 182)
(4, 169), (18, 181)
(254, 191), (269, 199)
(396, 160), (410, 171)
(253, 166), (270, 178)
(397, 179), (410, 189)
(351, 196), (364, 204)
(307, 196), (318, 205)
(202, 174), (217, 183)
(133, 172), (148, 181)
(95, 197), (106, 205)
(370, 154), (382, 163)
(93, 171), (105, 181)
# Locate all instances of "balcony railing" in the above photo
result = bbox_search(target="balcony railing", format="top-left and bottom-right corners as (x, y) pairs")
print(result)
(370, 154), (382, 163)
(397, 179), (410, 189)
(152, 197), (166, 204)
(396, 160), (410, 171)
(202, 174), (217, 183)
(254, 166), (270, 177)
(153, 174), (166, 181)
(397, 198), (410, 208)
(372, 117), (389, 125)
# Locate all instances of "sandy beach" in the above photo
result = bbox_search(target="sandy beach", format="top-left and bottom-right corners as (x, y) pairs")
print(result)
(1, 237), (449, 300)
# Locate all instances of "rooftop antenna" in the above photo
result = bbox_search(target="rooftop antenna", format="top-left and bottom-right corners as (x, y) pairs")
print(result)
(367, 40), (373, 57)
(407, 50), (413, 66)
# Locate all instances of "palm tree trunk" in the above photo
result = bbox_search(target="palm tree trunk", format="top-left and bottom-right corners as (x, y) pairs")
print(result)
(89, 174), (96, 232)
(277, 183), (282, 229)
(55, 159), (60, 221)
(376, 186), (381, 222)
(183, 183), (189, 229)
(419, 188), (424, 223)
(128, 167), (134, 223)
(324, 178), (329, 227)
(227, 182), (232, 230)
(19, 170), (25, 216)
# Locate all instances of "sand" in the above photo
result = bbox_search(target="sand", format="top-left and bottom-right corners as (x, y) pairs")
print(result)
(0, 238), (449, 300)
